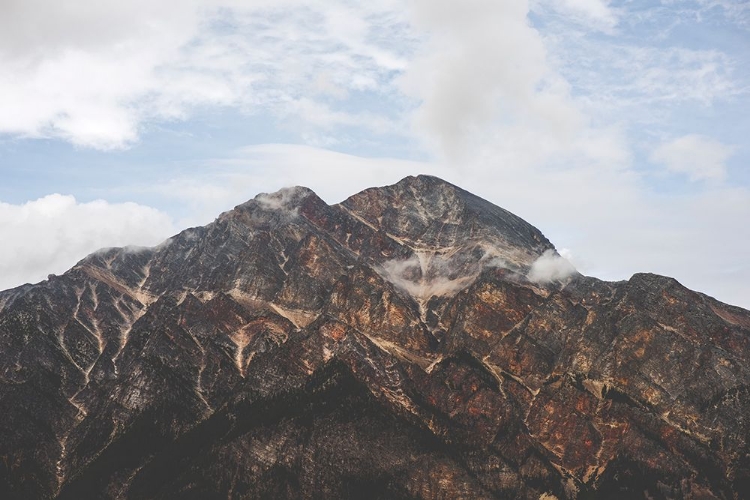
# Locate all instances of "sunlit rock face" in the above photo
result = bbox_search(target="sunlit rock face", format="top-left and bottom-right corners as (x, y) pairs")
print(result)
(1, 175), (748, 499)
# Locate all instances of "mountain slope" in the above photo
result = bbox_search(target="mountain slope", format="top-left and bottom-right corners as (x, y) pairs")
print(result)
(1, 175), (748, 499)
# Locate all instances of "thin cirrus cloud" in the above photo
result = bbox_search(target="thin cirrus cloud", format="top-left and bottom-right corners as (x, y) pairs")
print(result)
(540, 0), (619, 32)
(651, 134), (734, 182)
(541, 26), (741, 128)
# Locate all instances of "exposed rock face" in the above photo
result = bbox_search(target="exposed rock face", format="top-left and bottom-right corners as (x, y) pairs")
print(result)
(0, 175), (748, 499)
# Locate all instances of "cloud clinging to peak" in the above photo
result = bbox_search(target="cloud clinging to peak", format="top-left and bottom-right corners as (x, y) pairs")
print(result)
(527, 250), (577, 284)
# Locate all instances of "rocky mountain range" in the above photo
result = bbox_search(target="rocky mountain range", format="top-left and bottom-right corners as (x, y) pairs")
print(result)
(1, 175), (748, 499)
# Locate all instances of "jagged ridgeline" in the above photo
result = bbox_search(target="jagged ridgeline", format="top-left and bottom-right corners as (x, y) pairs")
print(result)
(1, 175), (748, 499)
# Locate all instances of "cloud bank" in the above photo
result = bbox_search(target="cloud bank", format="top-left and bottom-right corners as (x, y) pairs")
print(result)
(0, 195), (174, 290)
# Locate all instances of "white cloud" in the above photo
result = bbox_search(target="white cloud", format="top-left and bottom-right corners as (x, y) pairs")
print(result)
(0, 0), (201, 148)
(650, 134), (734, 182)
(0, 0), (411, 149)
(0, 0), (738, 159)
(0, 195), (174, 290)
(377, 249), (508, 301)
(537, 0), (619, 32)
(399, 0), (586, 161)
(396, 0), (639, 180)
(253, 186), (310, 214)
(378, 254), (475, 300)
(527, 249), (577, 284)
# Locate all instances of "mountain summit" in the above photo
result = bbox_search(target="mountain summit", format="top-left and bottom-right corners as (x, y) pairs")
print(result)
(1, 176), (748, 499)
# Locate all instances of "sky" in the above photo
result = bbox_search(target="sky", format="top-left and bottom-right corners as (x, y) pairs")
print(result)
(1, 0), (749, 308)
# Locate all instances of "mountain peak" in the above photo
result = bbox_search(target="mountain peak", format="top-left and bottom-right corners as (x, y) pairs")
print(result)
(252, 185), (316, 211)
(227, 185), (319, 217)
(339, 176), (554, 270)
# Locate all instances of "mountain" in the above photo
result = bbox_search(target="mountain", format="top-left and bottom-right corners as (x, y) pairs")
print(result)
(1, 175), (748, 499)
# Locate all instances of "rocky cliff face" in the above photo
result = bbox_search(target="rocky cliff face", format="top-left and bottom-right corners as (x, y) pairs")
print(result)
(1, 175), (748, 499)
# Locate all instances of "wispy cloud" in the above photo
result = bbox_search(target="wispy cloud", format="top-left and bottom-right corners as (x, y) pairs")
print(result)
(377, 248), (507, 301)
(668, 0), (750, 28)
(545, 35), (741, 120)
(534, 0), (620, 33)
(651, 134), (734, 182)
(253, 186), (310, 215)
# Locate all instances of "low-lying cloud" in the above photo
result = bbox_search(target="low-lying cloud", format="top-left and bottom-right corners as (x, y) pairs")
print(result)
(0, 195), (174, 291)
(254, 186), (310, 213)
(527, 249), (577, 284)
(377, 247), (508, 301)
(379, 254), (475, 300)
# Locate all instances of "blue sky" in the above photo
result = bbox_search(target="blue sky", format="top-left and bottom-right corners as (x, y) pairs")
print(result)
(0, 0), (749, 308)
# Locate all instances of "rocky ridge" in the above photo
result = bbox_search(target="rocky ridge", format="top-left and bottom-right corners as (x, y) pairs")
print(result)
(0, 175), (748, 499)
